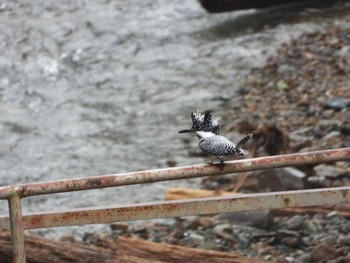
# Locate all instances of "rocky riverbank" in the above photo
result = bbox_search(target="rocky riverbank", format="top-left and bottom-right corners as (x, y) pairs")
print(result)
(65, 20), (350, 263)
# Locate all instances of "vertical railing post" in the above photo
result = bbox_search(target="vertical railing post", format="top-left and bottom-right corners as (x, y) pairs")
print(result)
(8, 193), (26, 263)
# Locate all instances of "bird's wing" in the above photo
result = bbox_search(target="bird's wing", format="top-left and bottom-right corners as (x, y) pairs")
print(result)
(199, 136), (238, 156)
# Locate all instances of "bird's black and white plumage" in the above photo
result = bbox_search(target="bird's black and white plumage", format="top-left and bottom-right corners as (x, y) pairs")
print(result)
(179, 111), (253, 163)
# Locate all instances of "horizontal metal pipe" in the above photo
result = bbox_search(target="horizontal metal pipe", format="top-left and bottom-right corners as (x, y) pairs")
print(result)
(0, 186), (349, 230)
(0, 148), (349, 199)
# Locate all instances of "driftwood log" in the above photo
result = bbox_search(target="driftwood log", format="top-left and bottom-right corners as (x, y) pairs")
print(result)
(0, 232), (271, 263)
(164, 187), (240, 200)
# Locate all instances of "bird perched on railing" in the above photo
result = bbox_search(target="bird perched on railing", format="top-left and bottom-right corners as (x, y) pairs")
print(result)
(179, 111), (253, 163)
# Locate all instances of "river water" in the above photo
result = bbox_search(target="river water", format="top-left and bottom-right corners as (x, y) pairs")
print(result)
(1, 0), (349, 238)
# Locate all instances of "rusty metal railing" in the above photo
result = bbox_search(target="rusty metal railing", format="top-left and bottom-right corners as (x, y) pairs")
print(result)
(0, 147), (350, 263)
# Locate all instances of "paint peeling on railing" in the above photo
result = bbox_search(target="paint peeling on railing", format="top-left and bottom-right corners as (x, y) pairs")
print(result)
(0, 147), (349, 263)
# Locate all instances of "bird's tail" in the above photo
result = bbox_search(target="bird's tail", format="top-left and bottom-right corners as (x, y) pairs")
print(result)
(236, 133), (253, 148)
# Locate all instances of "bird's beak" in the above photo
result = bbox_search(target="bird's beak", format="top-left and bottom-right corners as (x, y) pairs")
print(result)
(178, 129), (194, 134)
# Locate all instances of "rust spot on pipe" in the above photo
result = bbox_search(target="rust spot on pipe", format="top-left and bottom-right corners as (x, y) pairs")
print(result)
(86, 178), (102, 187)
(341, 190), (348, 199)
(284, 198), (291, 206)
(28, 215), (44, 227)
(212, 162), (226, 171)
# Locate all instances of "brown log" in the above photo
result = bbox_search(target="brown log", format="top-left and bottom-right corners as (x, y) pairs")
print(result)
(0, 232), (271, 263)
(112, 236), (271, 263)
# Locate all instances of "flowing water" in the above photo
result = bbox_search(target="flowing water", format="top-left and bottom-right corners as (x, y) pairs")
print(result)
(0, 0), (350, 238)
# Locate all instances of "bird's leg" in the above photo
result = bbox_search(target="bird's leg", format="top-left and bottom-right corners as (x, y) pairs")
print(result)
(207, 159), (214, 164)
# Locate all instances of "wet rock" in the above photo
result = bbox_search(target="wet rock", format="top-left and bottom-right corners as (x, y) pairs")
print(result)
(216, 210), (273, 230)
(324, 98), (350, 111)
(309, 243), (341, 263)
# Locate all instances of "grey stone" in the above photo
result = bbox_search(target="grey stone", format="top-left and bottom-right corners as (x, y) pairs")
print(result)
(307, 175), (327, 187)
(309, 243), (341, 263)
(198, 241), (220, 251)
(187, 231), (205, 245)
(324, 98), (350, 111)
(314, 164), (345, 178)
(285, 215), (307, 231)
(212, 223), (232, 235)
(216, 210), (273, 230)
(255, 167), (305, 192)
(307, 220), (324, 234)
(281, 236), (301, 248)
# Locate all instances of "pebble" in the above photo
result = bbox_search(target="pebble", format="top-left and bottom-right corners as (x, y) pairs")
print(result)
(309, 243), (341, 263)
(326, 211), (342, 219)
(186, 231), (205, 246)
(281, 236), (301, 248)
(306, 219), (324, 234)
(324, 98), (350, 111)
(216, 210), (273, 230)
(285, 215), (306, 231)
(212, 223), (231, 235)
(307, 175), (327, 187)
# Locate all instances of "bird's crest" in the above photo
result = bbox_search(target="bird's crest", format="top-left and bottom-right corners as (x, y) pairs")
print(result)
(190, 111), (220, 135)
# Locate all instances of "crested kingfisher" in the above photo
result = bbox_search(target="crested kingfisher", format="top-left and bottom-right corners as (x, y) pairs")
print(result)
(179, 111), (253, 163)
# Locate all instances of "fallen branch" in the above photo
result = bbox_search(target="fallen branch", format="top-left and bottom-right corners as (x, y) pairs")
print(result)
(164, 187), (239, 200)
(0, 232), (270, 263)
